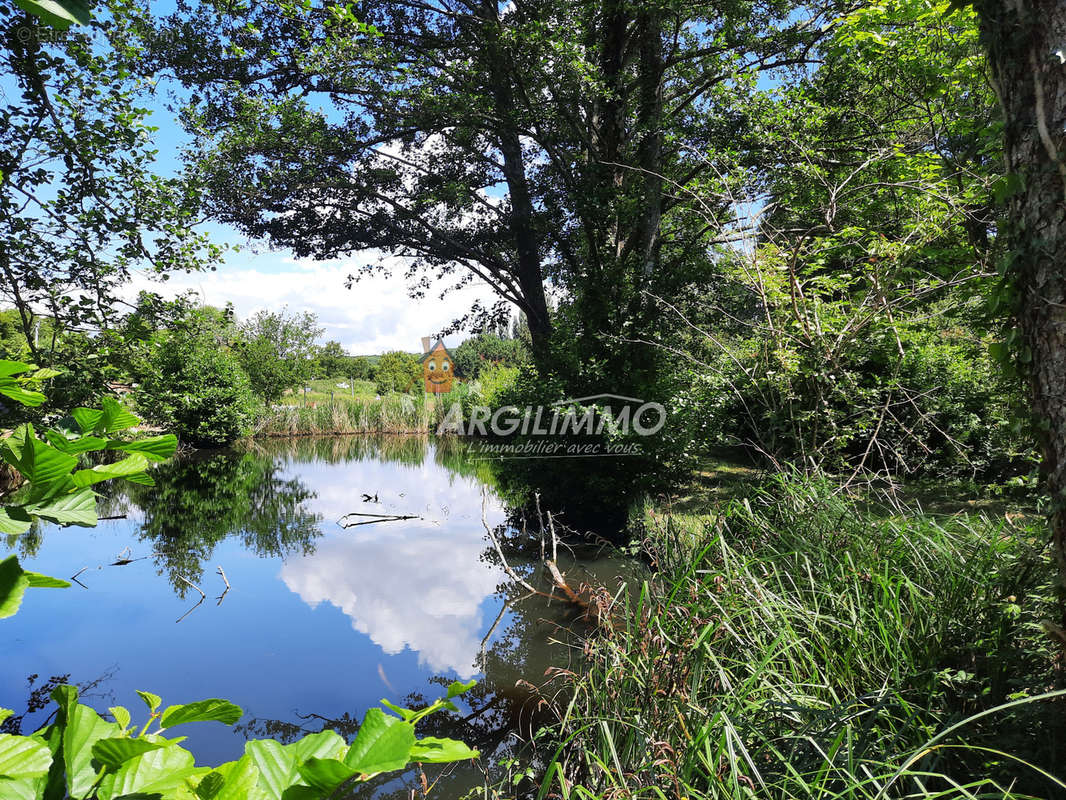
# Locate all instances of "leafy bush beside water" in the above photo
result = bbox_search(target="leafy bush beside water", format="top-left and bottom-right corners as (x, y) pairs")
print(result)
(0, 682), (478, 800)
(542, 475), (1063, 799)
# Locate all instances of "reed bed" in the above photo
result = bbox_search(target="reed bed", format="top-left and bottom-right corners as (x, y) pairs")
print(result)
(253, 393), (445, 436)
(537, 475), (1064, 800)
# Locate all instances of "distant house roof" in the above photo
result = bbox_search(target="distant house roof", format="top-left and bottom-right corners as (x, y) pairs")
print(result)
(419, 339), (454, 363)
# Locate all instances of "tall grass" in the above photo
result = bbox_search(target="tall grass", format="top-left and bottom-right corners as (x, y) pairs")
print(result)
(540, 475), (1064, 800)
(253, 393), (441, 435)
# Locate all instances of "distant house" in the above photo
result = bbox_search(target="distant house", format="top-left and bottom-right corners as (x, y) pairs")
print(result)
(420, 338), (455, 394)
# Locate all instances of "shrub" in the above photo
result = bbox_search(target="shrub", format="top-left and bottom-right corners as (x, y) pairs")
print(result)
(375, 351), (422, 394)
(136, 334), (259, 447)
(452, 332), (529, 378)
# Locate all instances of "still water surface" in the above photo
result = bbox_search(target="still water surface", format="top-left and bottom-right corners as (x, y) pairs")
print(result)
(2, 436), (629, 791)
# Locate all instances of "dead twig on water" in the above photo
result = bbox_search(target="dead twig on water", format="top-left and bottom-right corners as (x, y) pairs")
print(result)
(176, 575), (206, 623)
(482, 490), (539, 595)
(216, 566), (230, 605)
(70, 565), (97, 589)
(338, 512), (421, 528)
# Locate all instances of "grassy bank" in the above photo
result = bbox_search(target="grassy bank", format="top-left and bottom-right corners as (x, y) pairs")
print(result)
(538, 475), (1064, 799)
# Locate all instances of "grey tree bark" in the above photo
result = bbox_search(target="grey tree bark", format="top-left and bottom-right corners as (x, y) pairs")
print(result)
(976, 0), (1066, 628)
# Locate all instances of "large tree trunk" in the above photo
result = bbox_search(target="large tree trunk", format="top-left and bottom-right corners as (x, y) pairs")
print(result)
(976, 0), (1066, 624)
(479, 2), (553, 364)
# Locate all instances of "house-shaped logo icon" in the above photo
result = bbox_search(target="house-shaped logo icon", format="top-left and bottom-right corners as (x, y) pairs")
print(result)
(420, 337), (455, 394)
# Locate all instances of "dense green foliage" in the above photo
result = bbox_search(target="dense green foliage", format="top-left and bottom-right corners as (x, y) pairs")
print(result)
(316, 341), (372, 380)
(0, 682), (478, 799)
(0, 0), (220, 404)
(374, 351), (422, 395)
(134, 308), (259, 447)
(236, 309), (323, 405)
(452, 333), (529, 379)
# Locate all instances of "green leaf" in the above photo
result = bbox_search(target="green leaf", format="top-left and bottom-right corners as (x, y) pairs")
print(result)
(0, 555), (29, 619)
(108, 707), (131, 731)
(95, 744), (199, 800)
(99, 398), (141, 434)
(0, 709), (11, 725)
(43, 431), (109, 456)
(0, 361), (34, 378)
(195, 771), (225, 799)
(11, 0), (91, 29)
(0, 507), (32, 535)
(23, 571), (70, 588)
(296, 758), (358, 794)
(90, 737), (167, 770)
(446, 679), (476, 699)
(51, 684), (79, 716)
(285, 730), (346, 764)
(379, 699), (417, 721)
(343, 708), (414, 775)
(0, 380), (46, 408)
(30, 368), (62, 381)
(62, 704), (120, 798)
(25, 488), (97, 527)
(0, 776), (43, 800)
(244, 741), (295, 800)
(1, 429), (77, 489)
(159, 699), (243, 729)
(408, 736), (479, 764)
(72, 454), (150, 488)
(0, 734), (52, 778)
(212, 753), (266, 800)
(108, 434), (178, 462)
(135, 692), (162, 714)
(70, 408), (103, 435)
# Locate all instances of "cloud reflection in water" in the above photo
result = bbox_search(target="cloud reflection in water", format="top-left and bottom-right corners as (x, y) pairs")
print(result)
(279, 455), (506, 679)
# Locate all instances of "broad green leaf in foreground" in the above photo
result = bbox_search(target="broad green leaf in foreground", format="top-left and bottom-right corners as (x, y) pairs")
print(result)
(108, 434), (178, 462)
(71, 454), (150, 488)
(343, 708), (415, 774)
(0, 733), (52, 779)
(62, 704), (120, 798)
(95, 743), (201, 800)
(160, 699), (243, 729)
(0, 506), (32, 535)
(90, 736), (169, 770)
(23, 571), (70, 588)
(11, 0), (91, 29)
(296, 757), (359, 795)
(0, 555), (29, 619)
(408, 736), (479, 764)
(25, 487), (97, 527)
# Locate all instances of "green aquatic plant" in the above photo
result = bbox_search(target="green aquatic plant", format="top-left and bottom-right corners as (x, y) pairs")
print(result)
(0, 360), (178, 618)
(0, 681), (479, 799)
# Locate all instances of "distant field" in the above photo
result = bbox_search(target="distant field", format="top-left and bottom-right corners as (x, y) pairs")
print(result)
(282, 378), (378, 405)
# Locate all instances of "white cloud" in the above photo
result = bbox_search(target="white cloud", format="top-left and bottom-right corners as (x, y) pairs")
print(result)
(277, 455), (508, 678)
(126, 249), (502, 355)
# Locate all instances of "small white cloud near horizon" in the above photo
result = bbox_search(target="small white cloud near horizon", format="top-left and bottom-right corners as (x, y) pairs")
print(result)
(126, 249), (504, 355)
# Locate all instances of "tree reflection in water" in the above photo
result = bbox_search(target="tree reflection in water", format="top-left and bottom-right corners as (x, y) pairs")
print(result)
(122, 450), (323, 594)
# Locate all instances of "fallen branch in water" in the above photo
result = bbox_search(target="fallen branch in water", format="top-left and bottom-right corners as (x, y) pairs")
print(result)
(176, 575), (206, 623)
(479, 489), (601, 626)
(338, 512), (421, 528)
(70, 565), (97, 589)
(482, 491), (539, 595)
(216, 566), (230, 605)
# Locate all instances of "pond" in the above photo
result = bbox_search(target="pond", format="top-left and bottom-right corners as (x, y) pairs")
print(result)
(1, 436), (634, 797)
